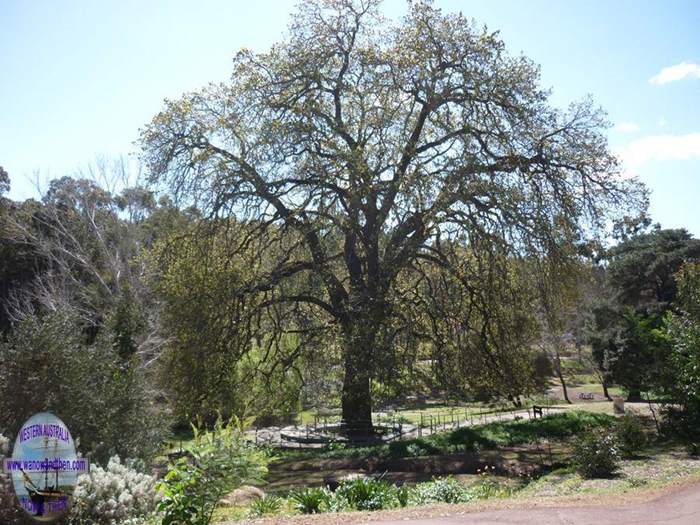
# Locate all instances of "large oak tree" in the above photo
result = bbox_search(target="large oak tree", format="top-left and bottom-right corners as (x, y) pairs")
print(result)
(141, 0), (643, 434)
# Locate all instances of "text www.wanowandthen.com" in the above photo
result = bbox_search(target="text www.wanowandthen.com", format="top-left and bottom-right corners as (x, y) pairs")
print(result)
(2, 457), (89, 473)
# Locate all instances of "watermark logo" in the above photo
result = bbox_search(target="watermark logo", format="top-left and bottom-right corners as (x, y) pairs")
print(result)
(2, 412), (88, 522)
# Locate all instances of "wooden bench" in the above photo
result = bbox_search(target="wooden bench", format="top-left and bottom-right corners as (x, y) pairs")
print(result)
(531, 405), (565, 418)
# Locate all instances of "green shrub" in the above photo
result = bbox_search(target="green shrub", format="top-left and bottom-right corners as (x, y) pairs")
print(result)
(396, 484), (410, 507)
(662, 405), (700, 456)
(248, 495), (283, 517)
(411, 477), (471, 504)
(286, 475), (513, 516)
(469, 477), (512, 499)
(325, 490), (351, 513)
(291, 487), (331, 514)
(573, 429), (620, 478)
(663, 261), (700, 455)
(334, 477), (398, 511)
(157, 417), (268, 525)
(405, 443), (431, 457)
(388, 439), (440, 458)
(614, 415), (648, 458)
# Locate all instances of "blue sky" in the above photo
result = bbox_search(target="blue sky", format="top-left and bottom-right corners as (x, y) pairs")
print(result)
(2, 0), (699, 235)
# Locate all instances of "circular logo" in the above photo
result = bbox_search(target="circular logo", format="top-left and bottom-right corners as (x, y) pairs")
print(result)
(2, 413), (88, 522)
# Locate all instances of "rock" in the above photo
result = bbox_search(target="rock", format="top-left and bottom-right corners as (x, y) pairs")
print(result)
(613, 397), (625, 414)
(220, 485), (265, 506)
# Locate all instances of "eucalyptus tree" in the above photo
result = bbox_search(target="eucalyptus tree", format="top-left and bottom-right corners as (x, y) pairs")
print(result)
(141, 0), (643, 434)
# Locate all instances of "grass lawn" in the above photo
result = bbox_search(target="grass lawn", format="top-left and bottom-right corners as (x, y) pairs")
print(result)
(273, 411), (615, 462)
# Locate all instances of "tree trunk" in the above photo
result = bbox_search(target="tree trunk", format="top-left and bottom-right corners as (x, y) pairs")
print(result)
(557, 367), (571, 404)
(340, 316), (377, 438)
(627, 388), (642, 402)
(341, 352), (373, 437)
(602, 380), (612, 401)
(553, 349), (572, 404)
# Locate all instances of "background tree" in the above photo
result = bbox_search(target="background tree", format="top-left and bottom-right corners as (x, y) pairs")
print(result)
(589, 228), (700, 400)
(0, 162), (181, 460)
(141, 0), (643, 434)
(663, 261), (700, 452)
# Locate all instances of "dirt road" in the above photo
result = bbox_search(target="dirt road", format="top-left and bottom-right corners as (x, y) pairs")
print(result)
(360, 481), (700, 525)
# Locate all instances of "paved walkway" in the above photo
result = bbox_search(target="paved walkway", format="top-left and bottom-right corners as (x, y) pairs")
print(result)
(362, 482), (700, 525)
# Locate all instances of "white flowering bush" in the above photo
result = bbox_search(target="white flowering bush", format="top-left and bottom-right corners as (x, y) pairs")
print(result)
(69, 455), (159, 525)
(573, 429), (620, 478)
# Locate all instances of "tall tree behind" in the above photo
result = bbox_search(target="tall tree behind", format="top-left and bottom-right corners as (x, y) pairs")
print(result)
(590, 228), (700, 401)
(0, 159), (190, 365)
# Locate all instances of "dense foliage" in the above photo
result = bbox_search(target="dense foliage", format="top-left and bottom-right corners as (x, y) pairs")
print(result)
(148, 225), (306, 425)
(257, 474), (513, 517)
(663, 261), (700, 453)
(0, 312), (165, 464)
(613, 415), (648, 458)
(588, 228), (700, 401)
(157, 417), (269, 525)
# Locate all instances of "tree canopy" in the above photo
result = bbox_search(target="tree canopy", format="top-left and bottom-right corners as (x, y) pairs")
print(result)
(141, 0), (644, 434)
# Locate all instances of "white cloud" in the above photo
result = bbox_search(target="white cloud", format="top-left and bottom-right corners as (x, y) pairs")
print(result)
(658, 118), (667, 128)
(613, 122), (640, 133)
(619, 133), (700, 175)
(649, 62), (700, 85)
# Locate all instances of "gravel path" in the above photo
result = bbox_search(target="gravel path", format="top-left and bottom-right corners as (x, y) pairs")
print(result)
(356, 480), (700, 525)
